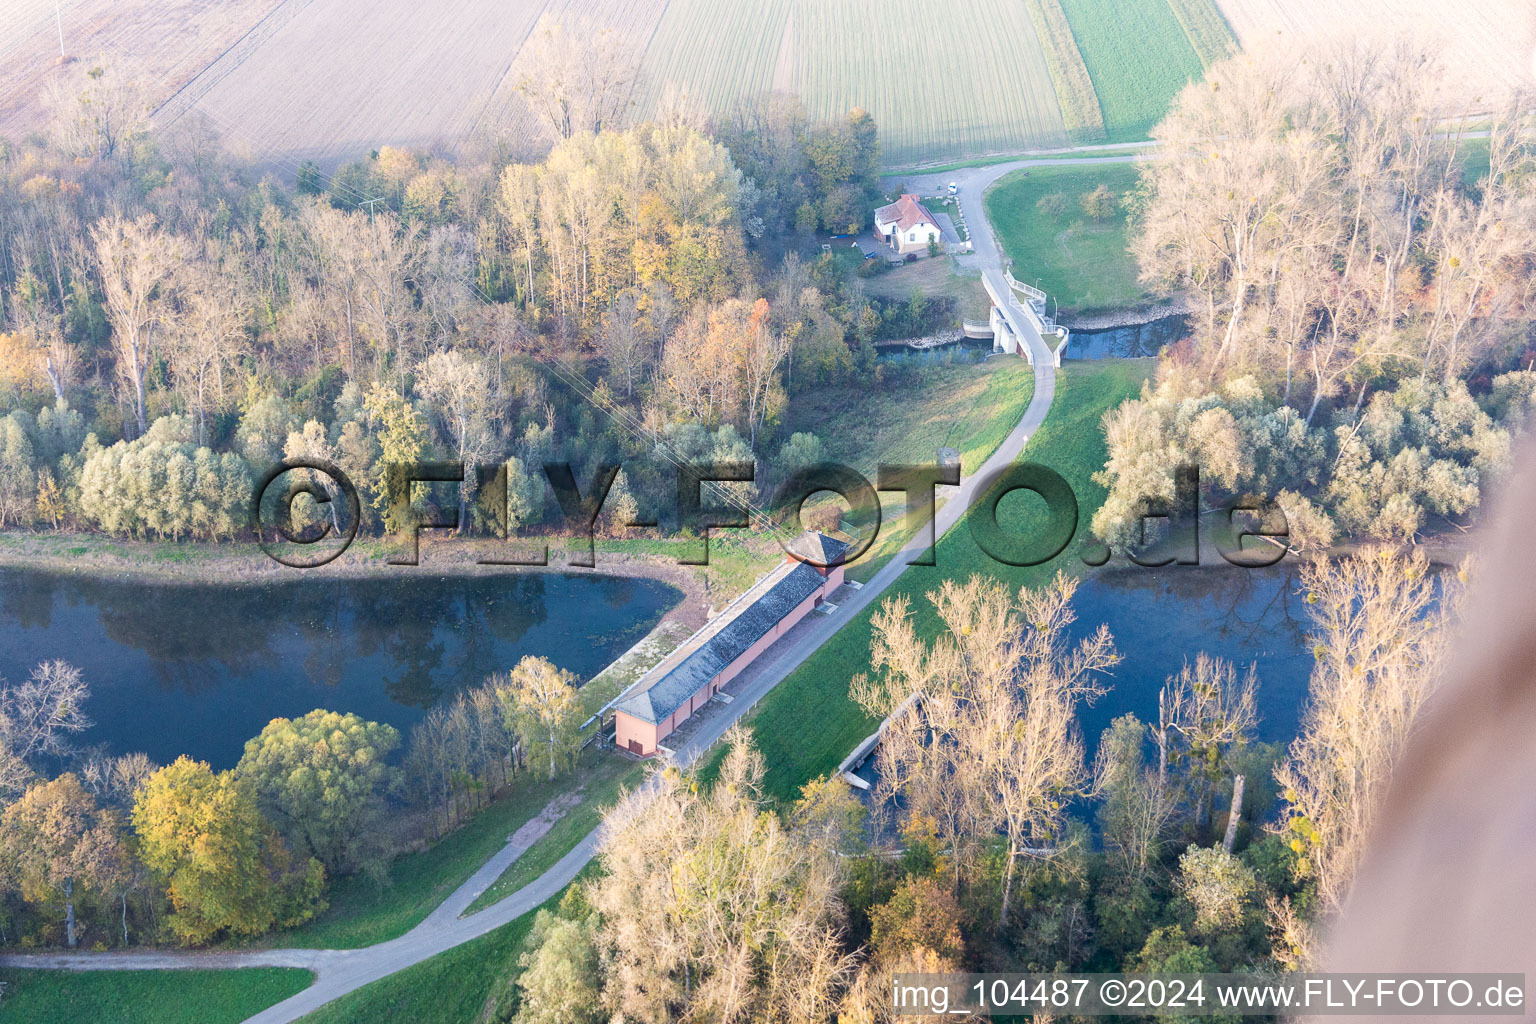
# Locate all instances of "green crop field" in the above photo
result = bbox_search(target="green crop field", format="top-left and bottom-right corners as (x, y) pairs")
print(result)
(986, 162), (1149, 313)
(1056, 0), (1210, 140)
(635, 0), (1071, 164)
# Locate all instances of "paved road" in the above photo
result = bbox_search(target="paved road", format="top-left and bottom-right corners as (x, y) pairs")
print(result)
(0, 151), (1082, 1023)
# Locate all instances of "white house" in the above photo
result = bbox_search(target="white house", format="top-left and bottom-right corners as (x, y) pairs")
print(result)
(873, 194), (941, 254)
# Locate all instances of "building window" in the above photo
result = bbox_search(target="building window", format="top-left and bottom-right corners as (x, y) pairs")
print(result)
(908, 232), (916, 241)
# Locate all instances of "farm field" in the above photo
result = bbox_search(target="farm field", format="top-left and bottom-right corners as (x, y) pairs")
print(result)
(3, 0), (1255, 168)
(1217, 0), (1535, 108)
(0, 0), (279, 141)
(175, 0), (549, 169)
(985, 162), (1149, 313)
(634, 0), (1071, 164)
(1056, 0), (1213, 140)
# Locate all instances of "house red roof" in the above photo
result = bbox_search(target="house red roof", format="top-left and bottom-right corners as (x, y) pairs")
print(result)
(874, 194), (937, 233)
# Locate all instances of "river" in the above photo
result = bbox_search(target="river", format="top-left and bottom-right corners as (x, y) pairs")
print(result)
(1066, 563), (1313, 748)
(0, 559), (1318, 772)
(0, 569), (680, 768)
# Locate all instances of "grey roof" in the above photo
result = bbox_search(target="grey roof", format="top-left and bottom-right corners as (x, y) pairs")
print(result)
(613, 557), (830, 725)
(786, 531), (850, 566)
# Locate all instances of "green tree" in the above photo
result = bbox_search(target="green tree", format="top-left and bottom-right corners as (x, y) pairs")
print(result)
(502, 657), (580, 781)
(363, 383), (430, 534)
(235, 710), (400, 876)
(0, 414), (36, 527)
(132, 757), (325, 944)
(1079, 183), (1118, 222)
(1176, 845), (1257, 934)
(0, 773), (126, 947)
(513, 909), (603, 1024)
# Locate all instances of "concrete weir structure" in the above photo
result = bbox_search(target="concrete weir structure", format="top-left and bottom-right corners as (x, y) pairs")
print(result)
(612, 533), (849, 756)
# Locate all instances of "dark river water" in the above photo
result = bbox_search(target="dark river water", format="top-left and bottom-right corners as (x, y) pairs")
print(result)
(1065, 564), (1313, 749)
(0, 569), (680, 768)
(0, 561), (1315, 772)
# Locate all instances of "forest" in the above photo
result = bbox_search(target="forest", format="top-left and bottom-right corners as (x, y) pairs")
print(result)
(0, 57), (956, 550)
(1093, 45), (1536, 550)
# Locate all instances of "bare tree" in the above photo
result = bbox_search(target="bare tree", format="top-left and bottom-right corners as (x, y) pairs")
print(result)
(0, 661), (91, 768)
(1274, 547), (1459, 915)
(416, 348), (500, 529)
(853, 573), (1117, 920)
(91, 214), (179, 435)
(600, 290), (651, 396)
(1158, 654), (1259, 834)
(516, 17), (641, 143)
(167, 248), (250, 445)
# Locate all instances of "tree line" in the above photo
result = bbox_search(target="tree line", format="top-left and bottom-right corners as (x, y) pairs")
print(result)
(0, 654), (588, 948)
(0, 54), (954, 549)
(493, 546), (1460, 1023)
(1097, 42), (1536, 549)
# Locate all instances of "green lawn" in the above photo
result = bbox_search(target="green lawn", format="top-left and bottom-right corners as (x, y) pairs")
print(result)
(781, 360), (1035, 483)
(742, 359), (1153, 803)
(778, 359), (1035, 583)
(466, 757), (644, 914)
(296, 880), (585, 1024)
(1057, 0), (1205, 140)
(265, 746), (624, 949)
(0, 968), (313, 1024)
(986, 163), (1147, 313)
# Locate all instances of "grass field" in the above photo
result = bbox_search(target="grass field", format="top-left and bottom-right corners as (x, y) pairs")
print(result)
(1023, 0), (1108, 142)
(264, 745), (625, 949)
(296, 881), (582, 1024)
(0, 967), (313, 1024)
(740, 358), (1152, 802)
(986, 162), (1148, 313)
(1056, 0), (1206, 140)
(466, 758), (643, 913)
(1165, 0), (1239, 67)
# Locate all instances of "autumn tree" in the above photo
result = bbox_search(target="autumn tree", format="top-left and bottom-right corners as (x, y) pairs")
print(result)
(1079, 183), (1117, 222)
(852, 574), (1116, 920)
(591, 728), (856, 1023)
(92, 213), (180, 436)
(1274, 547), (1458, 915)
(132, 757), (325, 944)
(0, 774), (125, 947)
(235, 710), (401, 876)
(501, 656), (581, 781)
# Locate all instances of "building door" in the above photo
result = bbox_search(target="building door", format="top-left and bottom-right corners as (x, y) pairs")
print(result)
(628, 738), (643, 755)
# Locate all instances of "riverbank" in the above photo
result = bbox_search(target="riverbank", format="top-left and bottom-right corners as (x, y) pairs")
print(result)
(0, 530), (731, 629)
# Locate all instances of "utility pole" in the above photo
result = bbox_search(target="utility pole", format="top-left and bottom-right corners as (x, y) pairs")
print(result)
(55, 0), (66, 59)
(359, 197), (384, 220)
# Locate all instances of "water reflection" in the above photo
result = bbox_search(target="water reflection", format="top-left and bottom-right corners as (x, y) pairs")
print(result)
(0, 569), (679, 768)
(1065, 313), (1188, 360)
(1066, 563), (1314, 750)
